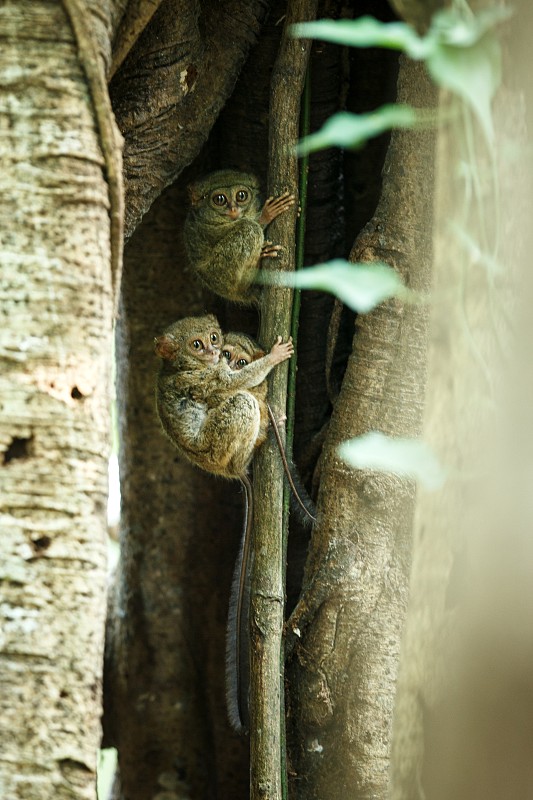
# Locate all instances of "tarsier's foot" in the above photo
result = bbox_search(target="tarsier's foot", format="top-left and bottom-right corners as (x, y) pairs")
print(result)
(259, 191), (297, 226)
(261, 240), (282, 259)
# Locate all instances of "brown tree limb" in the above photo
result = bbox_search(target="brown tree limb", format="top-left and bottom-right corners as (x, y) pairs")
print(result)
(62, 0), (124, 314)
(109, 0), (165, 79)
(110, 0), (270, 238)
(250, 2), (317, 798)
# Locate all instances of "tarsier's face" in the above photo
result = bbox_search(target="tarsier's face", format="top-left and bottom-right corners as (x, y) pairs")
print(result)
(209, 185), (254, 220)
(188, 328), (221, 365)
(222, 345), (250, 371)
(223, 335), (265, 371)
(155, 316), (222, 365)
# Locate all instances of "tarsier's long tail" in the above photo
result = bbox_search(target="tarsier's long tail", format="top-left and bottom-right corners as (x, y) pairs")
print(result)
(267, 402), (317, 526)
(225, 414), (316, 733)
(225, 474), (253, 734)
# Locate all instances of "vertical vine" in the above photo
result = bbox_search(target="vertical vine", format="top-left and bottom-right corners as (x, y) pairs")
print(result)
(250, 3), (317, 798)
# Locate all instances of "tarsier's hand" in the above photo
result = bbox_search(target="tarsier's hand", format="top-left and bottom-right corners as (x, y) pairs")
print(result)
(260, 240), (282, 260)
(258, 192), (296, 226)
(269, 336), (294, 365)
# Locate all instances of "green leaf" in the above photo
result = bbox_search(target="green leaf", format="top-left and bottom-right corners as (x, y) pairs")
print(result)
(291, 17), (431, 59)
(338, 432), (446, 490)
(293, 8), (511, 144)
(259, 260), (406, 313)
(426, 29), (501, 143)
(296, 106), (418, 155)
(430, 6), (511, 48)
(98, 748), (118, 800)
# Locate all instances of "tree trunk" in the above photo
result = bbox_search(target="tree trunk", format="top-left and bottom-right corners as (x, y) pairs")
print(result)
(286, 57), (437, 800)
(0, 2), (114, 797)
(390, 3), (533, 796)
(104, 179), (252, 800)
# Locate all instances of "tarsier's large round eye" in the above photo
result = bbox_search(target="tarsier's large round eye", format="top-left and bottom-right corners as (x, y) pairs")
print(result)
(212, 193), (227, 207)
(210, 332), (219, 344)
(222, 350), (231, 361)
(236, 190), (248, 203)
(192, 339), (203, 350)
(236, 358), (248, 369)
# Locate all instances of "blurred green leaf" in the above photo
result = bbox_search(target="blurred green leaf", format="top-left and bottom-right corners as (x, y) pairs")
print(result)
(296, 106), (418, 155)
(426, 28), (501, 143)
(293, 8), (510, 145)
(338, 431), (446, 490)
(292, 17), (431, 59)
(260, 260), (408, 313)
(430, 6), (511, 47)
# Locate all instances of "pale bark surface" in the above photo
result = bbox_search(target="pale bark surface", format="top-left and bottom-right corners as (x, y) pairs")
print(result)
(390, 4), (533, 796)
(286, 58), (437, 800)
(0, 2), (113, 798)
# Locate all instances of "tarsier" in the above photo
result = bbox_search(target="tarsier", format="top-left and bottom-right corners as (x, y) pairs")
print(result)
(183, 170), (296, 305)
(154, 315), (294, 731)
(154, 315), (293, 478)
(220, 332), (316, 733)
(222, 332), (316, 526)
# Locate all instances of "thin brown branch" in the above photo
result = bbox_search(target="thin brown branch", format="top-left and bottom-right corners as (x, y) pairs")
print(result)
(250, 2), (317, 798)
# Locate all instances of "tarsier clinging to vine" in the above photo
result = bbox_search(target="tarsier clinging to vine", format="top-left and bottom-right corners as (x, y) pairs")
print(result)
(222, 331), (316, 526)
(154, 315), (294, 732)
(183, 170), (296, 304)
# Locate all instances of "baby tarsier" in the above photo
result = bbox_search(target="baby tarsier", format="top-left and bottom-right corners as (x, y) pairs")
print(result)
(183, 170), (296, 305)
(222, 332), (316, 526)
(221, 332), (316, 734)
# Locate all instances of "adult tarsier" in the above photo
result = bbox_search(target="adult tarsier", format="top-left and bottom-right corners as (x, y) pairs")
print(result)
(154, 315), (294, 732)
(183, 170), (296, 304)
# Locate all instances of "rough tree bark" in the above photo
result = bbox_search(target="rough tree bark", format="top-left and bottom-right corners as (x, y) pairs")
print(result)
(285, 57), (437, 800)
(0, 1), (117, 797)
(110, 0), (271, 237)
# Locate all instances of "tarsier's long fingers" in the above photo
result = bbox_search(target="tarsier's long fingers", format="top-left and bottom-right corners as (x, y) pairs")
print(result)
(270, 335), (294, 363)
(259, 192), (297, 225)
(261, 241), (282, 259)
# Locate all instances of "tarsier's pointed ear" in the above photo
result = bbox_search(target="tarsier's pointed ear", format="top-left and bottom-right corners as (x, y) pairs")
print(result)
(154, 334), (176, 361)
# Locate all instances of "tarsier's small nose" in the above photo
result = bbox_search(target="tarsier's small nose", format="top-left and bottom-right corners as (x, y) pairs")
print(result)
(206, 344), (220, 361)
